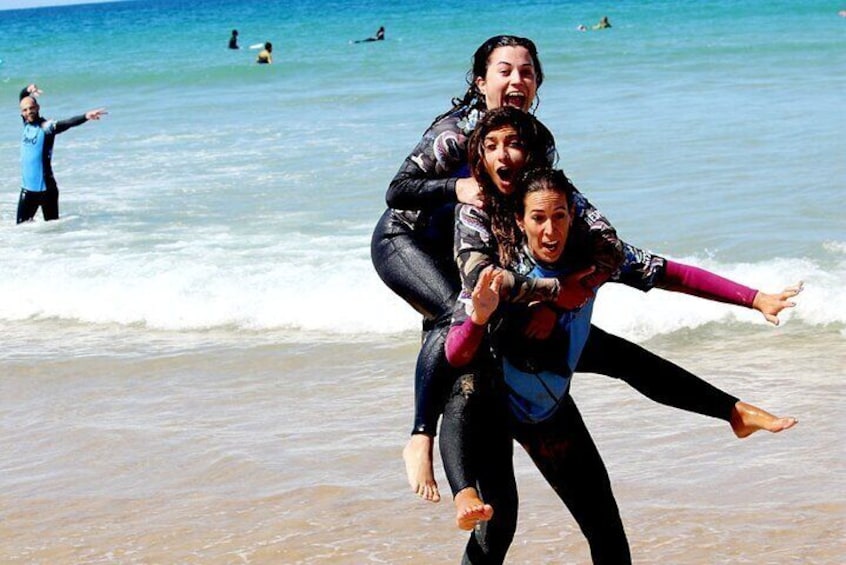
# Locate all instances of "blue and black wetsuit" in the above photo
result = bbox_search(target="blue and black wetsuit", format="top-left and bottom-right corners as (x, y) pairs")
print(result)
(442, 203), (746, 564)
(444, 247), (631, 564)
(17, 113), (88, 224)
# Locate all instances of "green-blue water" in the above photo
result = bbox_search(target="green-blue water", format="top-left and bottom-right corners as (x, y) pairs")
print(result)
(0, 3), (843, 564)
(1, 0), (843, 347)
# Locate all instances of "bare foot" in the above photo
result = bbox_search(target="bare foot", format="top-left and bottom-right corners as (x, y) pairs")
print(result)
(403, 434), (440, 502)
(455, 487), (494, 531)
(730, 401), (798, 438)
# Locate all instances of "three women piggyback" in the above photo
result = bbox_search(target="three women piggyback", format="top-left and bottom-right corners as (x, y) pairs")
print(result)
(371, 34), (801, 564)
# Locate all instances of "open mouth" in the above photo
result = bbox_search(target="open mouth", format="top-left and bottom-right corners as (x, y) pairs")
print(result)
(503, 92), (526, 109)
(496, 166), (514, 183)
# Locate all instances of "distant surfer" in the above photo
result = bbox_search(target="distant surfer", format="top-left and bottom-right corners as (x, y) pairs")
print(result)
(16, 90), (107, 224)
(256, 42), (272, 64)
(593, 16), (612, 30)
(577, 16), (611, 32)
(228, 29), (239, 49)
(354, 26), (385, 43)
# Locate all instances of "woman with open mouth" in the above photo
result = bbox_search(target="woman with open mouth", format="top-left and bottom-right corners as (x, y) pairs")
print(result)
(441, 107), (801, 563)
(370, 36), (800, 564)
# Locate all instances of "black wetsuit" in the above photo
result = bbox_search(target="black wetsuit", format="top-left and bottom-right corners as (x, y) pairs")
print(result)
(371, 105), (620, 438)
(439, 204), (741, 564)
(441, 368), (631, 565)
(371, 106), (477, 436)
(373, 104), (744, 563)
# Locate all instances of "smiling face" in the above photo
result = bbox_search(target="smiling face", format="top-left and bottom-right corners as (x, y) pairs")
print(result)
(475, 46), (538, 112)
(517, 188), (573, 264)
(20, 97), (40, 124)
(481, 125), (528, 196)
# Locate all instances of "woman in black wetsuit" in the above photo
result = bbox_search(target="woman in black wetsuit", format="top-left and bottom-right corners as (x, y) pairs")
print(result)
(370, 35), (801, 513)
(440, 108), (800, 564)
(371, 35), (622, 503)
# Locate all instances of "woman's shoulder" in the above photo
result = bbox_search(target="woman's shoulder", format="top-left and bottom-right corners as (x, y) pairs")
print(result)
(429, 105), (481, 135)
(456, 202), (490, 222)
(456, 204), (494, 243)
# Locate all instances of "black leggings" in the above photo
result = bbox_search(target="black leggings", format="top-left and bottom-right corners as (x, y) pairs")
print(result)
(576, 325), (738, 421)
(441, 325), (740, 563)
(371, 209), (459, 435)
(513, 395), (631, 565)
(17, 188), (59, 224)
(441, 376), (629, 565)
(440, 372), (518, 565)
(442, 324), (739, 495)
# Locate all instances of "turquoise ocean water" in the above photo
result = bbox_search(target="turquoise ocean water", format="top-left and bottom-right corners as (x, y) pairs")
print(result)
(0, 1), (843, 563)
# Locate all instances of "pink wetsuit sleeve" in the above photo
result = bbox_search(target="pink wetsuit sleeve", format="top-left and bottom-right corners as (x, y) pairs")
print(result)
(663, 260), (758, 308)
(445, 318), (486, 367)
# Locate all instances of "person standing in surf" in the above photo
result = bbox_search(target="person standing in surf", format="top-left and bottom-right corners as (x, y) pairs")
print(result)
(16, 91), (107, 224)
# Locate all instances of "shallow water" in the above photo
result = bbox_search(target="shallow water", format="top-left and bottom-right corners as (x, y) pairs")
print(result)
(1, 325), (843, 563)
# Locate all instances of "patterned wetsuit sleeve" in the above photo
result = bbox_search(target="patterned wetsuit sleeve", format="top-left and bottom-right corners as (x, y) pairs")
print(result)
(611, 243), (758, 307)
(569, 188), (625, 275)
(385, 113), (466, 211)
(454, 204), (498, 291)
(54, 114), (88, 135)
(454, 203), (559, 303)
(610, 241), (669, 291)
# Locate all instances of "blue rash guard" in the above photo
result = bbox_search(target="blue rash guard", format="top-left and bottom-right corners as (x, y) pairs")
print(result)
(496, 260), (595, 424)
(20, 115), (87, 192)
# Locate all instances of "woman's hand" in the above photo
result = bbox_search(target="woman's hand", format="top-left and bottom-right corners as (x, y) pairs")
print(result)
(555, 266), (597, 310)
(455, 177), (484, 208)
(470, 266), (504, 325)
(753, 281), (803, 326)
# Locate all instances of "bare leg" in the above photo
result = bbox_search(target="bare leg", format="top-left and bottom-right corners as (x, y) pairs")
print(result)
(730, 401), (798, 438)
(403, 434), (441, 502)
(454, 487), (494, 531)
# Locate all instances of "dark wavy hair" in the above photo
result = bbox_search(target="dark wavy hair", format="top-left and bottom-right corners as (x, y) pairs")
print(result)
(467, 106), (557, 266)
(518, 168), (576, 213)
(433, 35), (544, 124)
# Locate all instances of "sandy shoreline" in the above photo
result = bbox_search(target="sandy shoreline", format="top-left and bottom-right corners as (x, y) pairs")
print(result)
(1, 324), (843, 563)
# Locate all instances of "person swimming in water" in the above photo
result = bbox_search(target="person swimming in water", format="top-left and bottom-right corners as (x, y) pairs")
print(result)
(593, 15), (612, 30)
(256, 42), (272, 64)
(354, 26), (385, 43)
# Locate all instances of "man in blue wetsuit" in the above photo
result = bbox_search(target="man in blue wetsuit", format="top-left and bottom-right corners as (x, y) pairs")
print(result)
(17, 91), (107, 224)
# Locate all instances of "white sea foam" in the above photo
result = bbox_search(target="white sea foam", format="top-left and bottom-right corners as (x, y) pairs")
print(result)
(593, 253), (845, 341)
(0, 235), (842, 341)
(0, 0), (840, 352)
